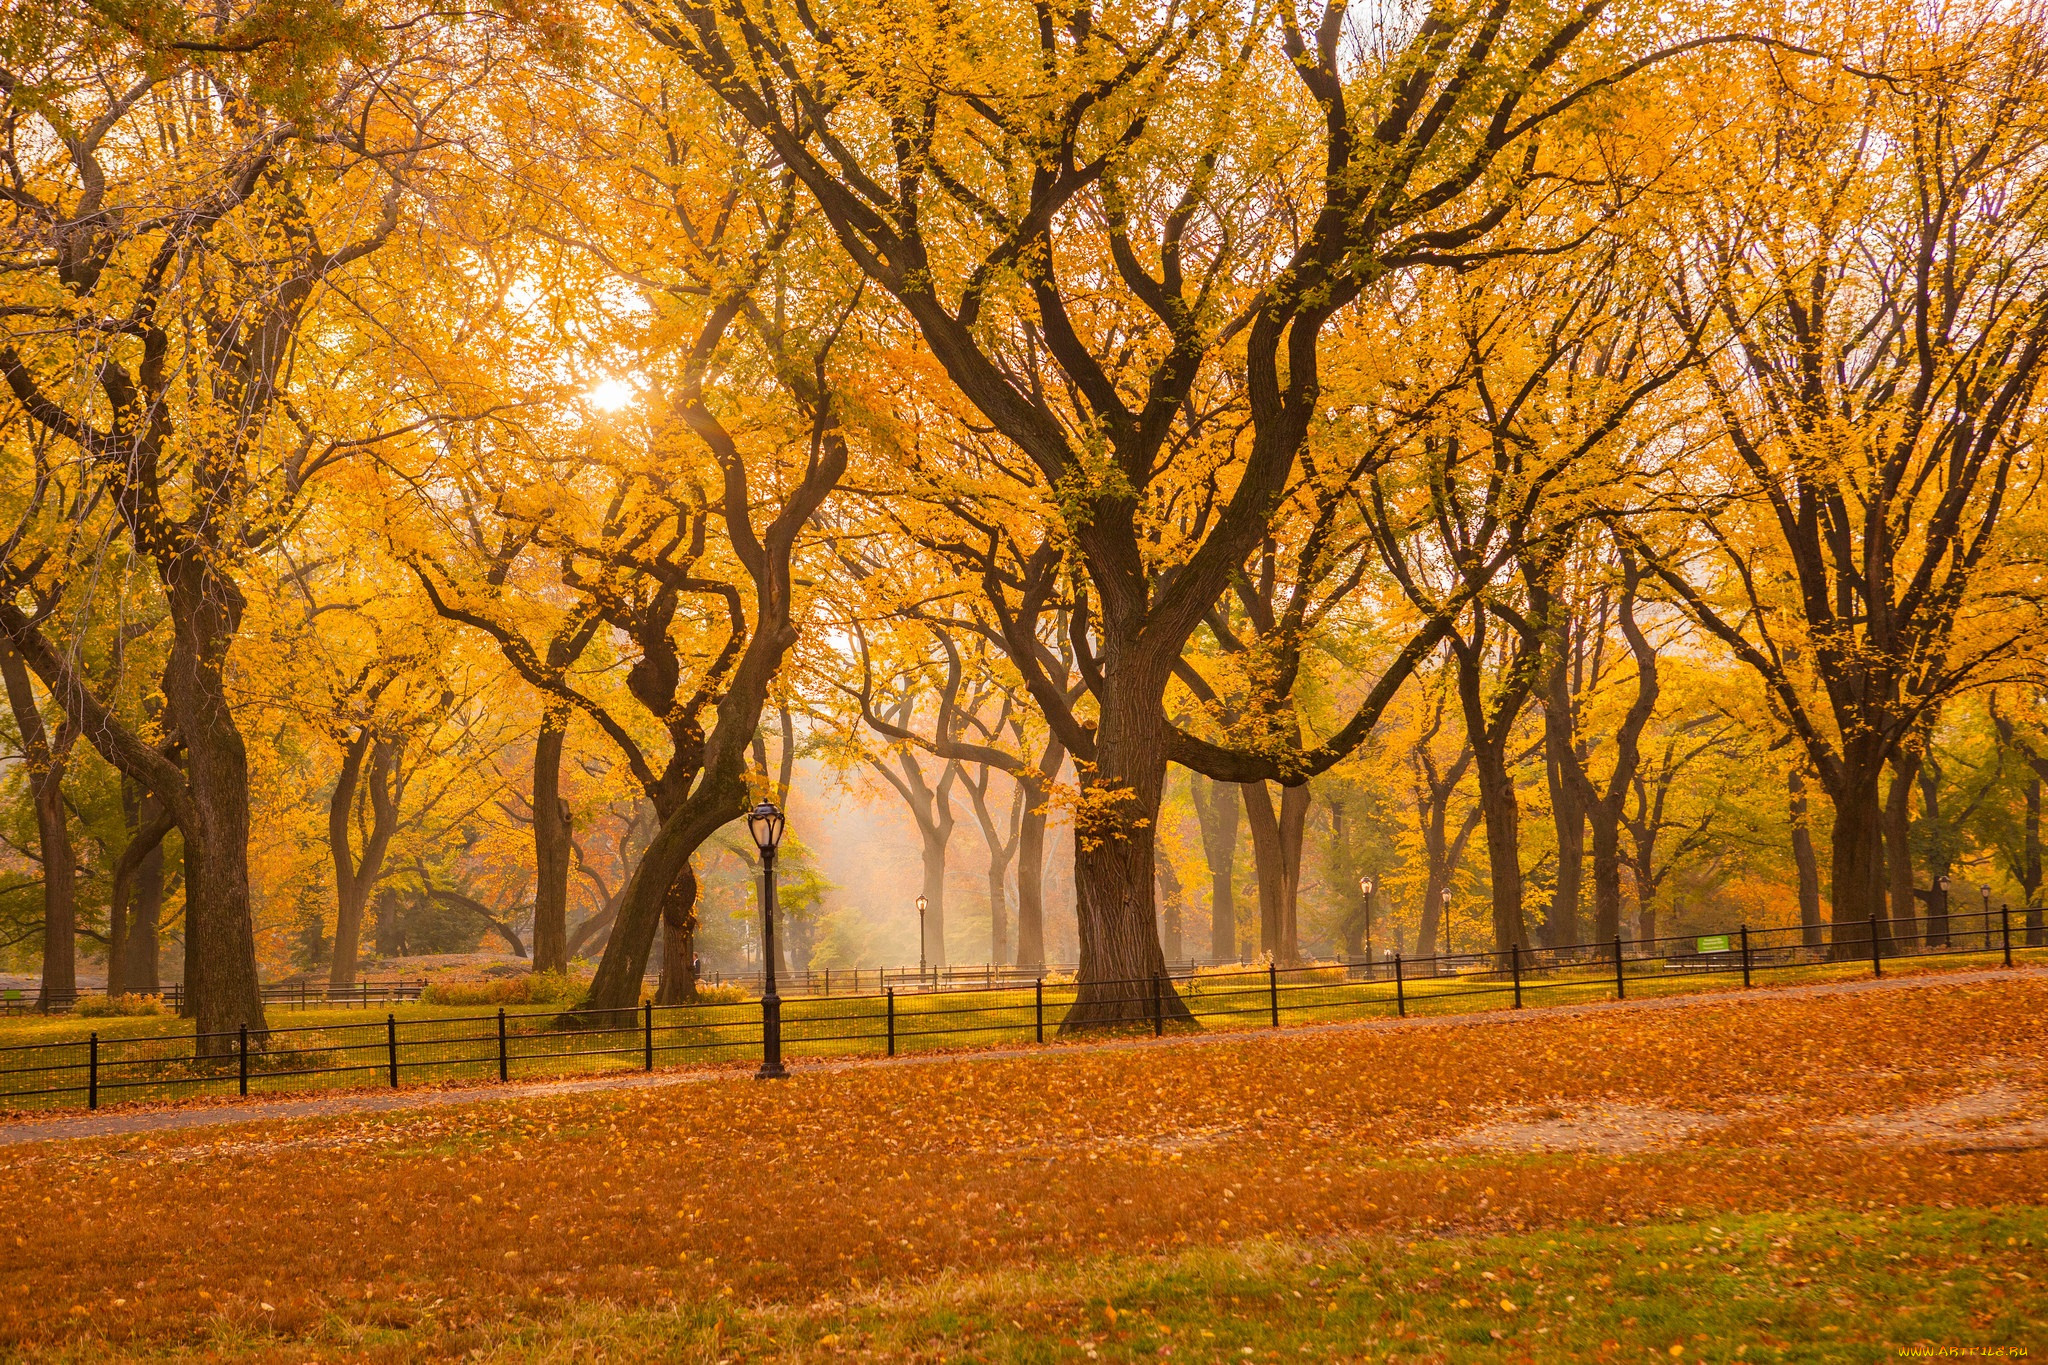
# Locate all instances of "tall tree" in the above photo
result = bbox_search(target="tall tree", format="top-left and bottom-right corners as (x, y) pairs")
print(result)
(625, 0), (1685, 1021)
(1637, 14), (2048, 955)
(0, 1), (495, 1046)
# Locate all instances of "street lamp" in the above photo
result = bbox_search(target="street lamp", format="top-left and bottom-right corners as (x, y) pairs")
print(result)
(1441, 886), (1453, 958)
(1358, 875), (1376, 969)
(916, 893), (928, 983)
(746, 799), (787, 1080)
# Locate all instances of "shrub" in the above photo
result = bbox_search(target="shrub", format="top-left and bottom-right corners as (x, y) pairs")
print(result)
(688, 982), (751, 1005)
(420, 971), (587, 1008)
(73, 993), (170, 1018)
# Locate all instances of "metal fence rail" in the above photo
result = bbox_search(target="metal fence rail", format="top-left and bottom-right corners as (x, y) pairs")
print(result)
(2, 907), (2040, 1115)
(1, 979), (433, 1014)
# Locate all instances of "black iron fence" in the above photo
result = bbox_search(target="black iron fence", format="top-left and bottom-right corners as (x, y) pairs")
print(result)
(1, 908), (2039, 1115)
(0, 979), (432, 1014)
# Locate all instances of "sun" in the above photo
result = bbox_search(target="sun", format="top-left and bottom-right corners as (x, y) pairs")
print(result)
(586, 377), (635, 412)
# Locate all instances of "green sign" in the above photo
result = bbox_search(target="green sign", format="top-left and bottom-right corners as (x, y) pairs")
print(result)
(1697, 934), (1732, 953)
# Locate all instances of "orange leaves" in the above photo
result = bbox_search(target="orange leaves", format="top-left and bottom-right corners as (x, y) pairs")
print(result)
(0, 976), (2045, 1355)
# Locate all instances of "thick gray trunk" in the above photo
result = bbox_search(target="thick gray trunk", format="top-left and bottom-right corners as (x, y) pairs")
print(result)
(1189, 772), (1240, 960)
(0, 645), (77, 1010)
(164, 577), (266, 1052)
(654, 860), (698, 1005)
(1790, 766), (1824, 947)
(531, 713), (573, 974)
(1883, 754), (1919, 948)
(1062, 668), (1186, 1030)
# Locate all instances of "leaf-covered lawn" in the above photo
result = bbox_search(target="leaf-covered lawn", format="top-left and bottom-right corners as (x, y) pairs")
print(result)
(6, 975), (2045, 1360)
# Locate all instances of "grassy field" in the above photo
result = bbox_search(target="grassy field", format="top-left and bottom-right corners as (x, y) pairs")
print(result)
(2, 969), (2044, 1360)
(2, 943), (2042, 1115)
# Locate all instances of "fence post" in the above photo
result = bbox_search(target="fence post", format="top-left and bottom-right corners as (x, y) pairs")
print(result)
(238, 1024), (249, 1097)
(1151, 974), (1164, 1037)
(387, 1013), (399, 1087)
(1868, 914), (1882, 978)
(644, 1000), (654, 1071)
(88, 1032), (98, 1111)
(1035, 977), (1044, 1044)
(1614, 936), (1626, 1001)
(498, 1008), (508, 1082)
(361, 980), (367, 1010)
(2002, 904), (2014, 967)
(886, 988), (896, 1057)
(1268, 962), (1280, 1028)
(1740, 925), (1753, 989)
(1511, 943), (1523, 1009)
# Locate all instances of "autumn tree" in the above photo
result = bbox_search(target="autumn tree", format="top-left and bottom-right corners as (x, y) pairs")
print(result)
(620, 0), (1717, 1018)
(1637, 10), (2048, 954)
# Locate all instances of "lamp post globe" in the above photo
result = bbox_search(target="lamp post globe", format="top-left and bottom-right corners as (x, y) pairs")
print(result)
(747, 799), (788, 1080)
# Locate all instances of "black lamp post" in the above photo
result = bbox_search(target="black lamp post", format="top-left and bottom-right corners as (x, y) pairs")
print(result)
(1441, 886), (1453, 957)
(747, 799), (787, 1080)
(916, 893), (928, 983)
(1358, 875), (1375, 967)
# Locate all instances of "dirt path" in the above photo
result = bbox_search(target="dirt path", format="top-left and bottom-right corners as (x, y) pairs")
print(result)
(3, 961), (2039, 1149)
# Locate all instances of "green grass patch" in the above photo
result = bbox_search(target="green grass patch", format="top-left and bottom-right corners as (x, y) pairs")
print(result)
(56, 1203), (2045, 1361)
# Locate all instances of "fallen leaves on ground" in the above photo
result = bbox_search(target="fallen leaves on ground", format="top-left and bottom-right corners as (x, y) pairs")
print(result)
(2, 976), (2045, 1358)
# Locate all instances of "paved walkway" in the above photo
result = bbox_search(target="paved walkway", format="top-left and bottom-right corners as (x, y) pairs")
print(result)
(2, 962), (2040, 1149)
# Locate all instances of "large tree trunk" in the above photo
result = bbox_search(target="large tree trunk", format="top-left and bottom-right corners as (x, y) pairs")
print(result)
(1418, 802), (1448, 960)
(1242, 783), (1284, 959)
(1156, 846), (1184, 960)
(109, 786), (172, 997)
(654, 860), (698, 1005)
(1826, 766), (1887, 961)
(1543, 661), (1585, 948)
(1062, 675), (1187, 1030)
(374, 885), (405, 956)
(919, 824), (950, 968)
(328, 734), (397, 990)
(1189, 772), (1240, 960)
(1588, 805), (1624, 944)
(1884, 752), (1920, 949)
(1013, 735), (1064, 968)
(130, 816), (166, 993)
(164, 576), (267, 1052)
(531, 710), (573, 974)
(0, 645), (78, 1012)
(29, 730), (76, 1007)
(1470, 753), (1530, 953)
(1239, 781), (1309, 964)
(1417, 786), (1481, 960)
(2026, 774), (2043, 947)
(1452, 630), (1532, 953)
(1015, 787), (1049, 968)
(1277, 784), (1307, 962)
(987, 850), (1012, 967)
(1790, 766), (1824, 948)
